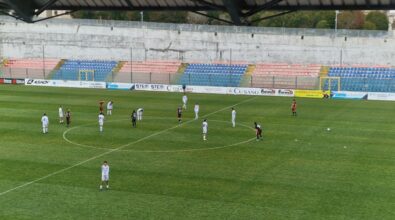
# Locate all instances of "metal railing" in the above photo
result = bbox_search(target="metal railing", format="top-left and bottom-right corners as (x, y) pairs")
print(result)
(1, 67), (321, 90)
(5, 66), (395, 92)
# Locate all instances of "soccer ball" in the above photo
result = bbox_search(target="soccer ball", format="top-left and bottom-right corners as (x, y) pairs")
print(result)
(327, 128), (331, 131)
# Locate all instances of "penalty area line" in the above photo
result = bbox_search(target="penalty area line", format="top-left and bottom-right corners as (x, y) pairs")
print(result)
(0, 96), (256, 197)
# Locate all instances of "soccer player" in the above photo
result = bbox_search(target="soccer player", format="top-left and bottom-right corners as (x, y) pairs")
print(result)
(58, 106), (64, 124)
(131, 110), (137, 128)
(182, 95), (188, 110)
(291, 99), (297, 116)
(231, 107), (236, 127)
(177, 106), (182, 123)
(100, 161), (110, 190)
(254, 122), (263, 141)
(99, 101), (104, 113)
(137, 108), (144, 121)
(66, 109), (71, 127)
(98, 112), (105, 132)
(107, 101), (113, 115)
(202, 119), (208, 141)
(41, 113), (49, 134)
(194, 103), (199, 119)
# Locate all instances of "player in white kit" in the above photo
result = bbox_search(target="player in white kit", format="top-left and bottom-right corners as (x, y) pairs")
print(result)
(58, 106), (64, 124)
(231, 107), (236, 128)
(41, 113), (49, 134)
(194, 103), (199, 119)
(202, 119), (208, 141)
(182, 95), (188, 110)
(98, 112), (105, 132)
(107, 101), (113, 115)
(100, 161), (110, 190)
(137, 108), (144, 121)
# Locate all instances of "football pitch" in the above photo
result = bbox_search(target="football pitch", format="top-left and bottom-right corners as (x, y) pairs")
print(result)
(0, 85), (394, 219)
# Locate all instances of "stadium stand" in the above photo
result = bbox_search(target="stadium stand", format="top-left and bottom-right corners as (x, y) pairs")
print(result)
(327, 67), (395, 92)
(2, 59), (59, 78)
(253, 63), (321, 77)
(114, 60), (182, 83)
(4, 59), (59, 69)
(53, 60), (117, 81)
(179, 63), (247, 87)
(250, 63), (321, 89)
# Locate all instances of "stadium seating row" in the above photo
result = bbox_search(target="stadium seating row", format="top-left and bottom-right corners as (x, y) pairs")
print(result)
(179, 64), (247, 87)
(4, 58), (395, 92)
(52, 60), (117, 81)
(119, 61), (181, 74)
(253, 64), (321, 77)
(4, 59), (59, 69)
(327, 67), (395, 92)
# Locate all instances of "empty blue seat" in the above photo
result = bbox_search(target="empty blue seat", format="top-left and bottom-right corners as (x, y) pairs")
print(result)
(326, 67), (395, 92)
(52, 60), (117, 81)
(179, 63), (247, 87)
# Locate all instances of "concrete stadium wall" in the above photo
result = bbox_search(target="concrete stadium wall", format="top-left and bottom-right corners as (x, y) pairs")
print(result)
(0, 17), (394, 66)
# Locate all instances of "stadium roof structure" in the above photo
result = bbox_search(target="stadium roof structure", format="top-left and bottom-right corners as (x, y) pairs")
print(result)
(1, 0), (395, 25)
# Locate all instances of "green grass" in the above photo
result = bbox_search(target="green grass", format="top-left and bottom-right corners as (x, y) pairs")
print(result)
(0, 85), (395, 219)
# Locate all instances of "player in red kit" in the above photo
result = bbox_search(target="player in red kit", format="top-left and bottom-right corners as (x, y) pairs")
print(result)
(254, 122), (262, 141)
(177, 106), (182, 123)
(291, 99), (297, 116)
(99, 101), (105, 113)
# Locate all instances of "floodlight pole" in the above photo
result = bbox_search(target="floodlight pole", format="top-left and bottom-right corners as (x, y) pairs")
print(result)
(140, 11), (144, 23)
(335, 10), (339, 34)
(130, 47), (133, 83)
(42, 44), (45, 78)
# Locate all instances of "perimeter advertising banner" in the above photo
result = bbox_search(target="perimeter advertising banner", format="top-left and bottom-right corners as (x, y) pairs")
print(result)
(25, 79), (106, 89)
(368, 92), (395, 101)
(0, 78), (25, 84)
(331, 91), (368, 100)
(106, 82), (134, 90)
(295, 90), (327, 98)
(128, 83), (296, 97)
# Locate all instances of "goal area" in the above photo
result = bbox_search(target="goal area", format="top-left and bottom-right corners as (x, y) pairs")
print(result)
(78, 69), (95, 81)
(319, 77), (340, 91)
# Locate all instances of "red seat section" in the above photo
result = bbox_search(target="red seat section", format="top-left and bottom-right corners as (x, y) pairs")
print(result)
(5, 59), (59, 70)
(119, 60), (181, 74)
(253, 63), (321, 77)
(2, 58), (60, 79)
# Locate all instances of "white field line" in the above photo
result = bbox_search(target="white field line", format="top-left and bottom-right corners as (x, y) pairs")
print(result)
(0, 96), (256, 197)
(62, 118), (255, 152)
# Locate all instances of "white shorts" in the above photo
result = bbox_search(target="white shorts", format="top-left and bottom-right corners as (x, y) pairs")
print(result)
(42, 123), (48, 128)
(59, 114), (63, 118)
(203, 128), (207, 134)
(99, 122), (103, 126)
(101, 174), (109, 181)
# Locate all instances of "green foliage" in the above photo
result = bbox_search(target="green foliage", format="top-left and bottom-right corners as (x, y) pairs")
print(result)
(70, 10), (389, 31)
(254, 11), (335, 29)
(337, 11), (365, 29)
(366, 11), (389, 30)
(363, 21), (377, 30)
(316, 20), (330, 29)
(71, 11), (187, 23)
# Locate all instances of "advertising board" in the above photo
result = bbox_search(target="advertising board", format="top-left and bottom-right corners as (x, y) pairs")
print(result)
(295, 90), (325, 98)
(106, 83), (134, 90)
(332, 91), (368, 100)
(367, 92), (395, 101)
(25, 79), (106, 89)
(0, 78), (25, 84)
